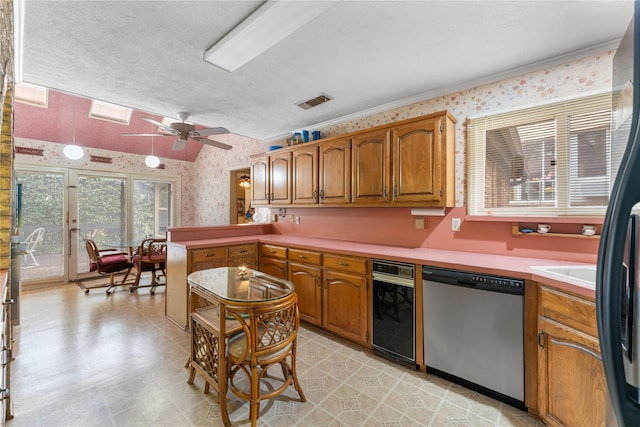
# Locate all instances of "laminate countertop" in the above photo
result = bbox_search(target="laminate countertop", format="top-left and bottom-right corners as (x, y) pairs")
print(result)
(168, 234), (596, 299)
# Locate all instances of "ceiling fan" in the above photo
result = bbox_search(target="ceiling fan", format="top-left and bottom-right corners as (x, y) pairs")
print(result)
(122, 112), (232, 151)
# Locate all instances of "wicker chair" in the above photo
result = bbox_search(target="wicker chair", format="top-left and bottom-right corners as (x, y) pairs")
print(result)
(225, 292), (306, 426)
(130, 237), (166, 294)
(84, 239), (134, 295)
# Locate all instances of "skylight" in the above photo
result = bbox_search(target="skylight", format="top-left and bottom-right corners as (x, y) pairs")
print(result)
(15, 82), (48, 107)
(89, 100), (133, 124)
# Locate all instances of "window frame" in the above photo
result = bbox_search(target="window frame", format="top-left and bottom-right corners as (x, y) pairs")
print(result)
(467, 92), (613, 217)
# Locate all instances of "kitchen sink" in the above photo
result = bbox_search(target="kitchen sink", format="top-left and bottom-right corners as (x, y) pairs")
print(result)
(529, 265), (597, 288)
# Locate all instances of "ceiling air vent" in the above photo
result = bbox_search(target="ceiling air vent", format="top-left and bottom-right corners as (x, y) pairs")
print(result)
(297, 93), (332, 110)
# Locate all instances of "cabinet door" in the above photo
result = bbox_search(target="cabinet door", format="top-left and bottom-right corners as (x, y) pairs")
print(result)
(352, 129), (391, 204)
(538, 317), (606, 427)
(391, 118), (443, 204)
(289, 262), (322, 325)
(259, 257), (287, 279)
(292, 145), (318, 204)
(323, 269), (368, 345)
(251, 155), (269, 204)
(319, 138), (351, 204)
(270, 151), (292, 205)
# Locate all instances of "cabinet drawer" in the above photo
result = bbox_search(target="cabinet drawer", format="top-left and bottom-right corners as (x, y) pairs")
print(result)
(539, 286), (597, 337)
(191, 247), (227, 264)
(288, 248), (322, 266)
(260, 244), (287, 259)
(228, 244), (257, 259)
(323, 254), (368, 275)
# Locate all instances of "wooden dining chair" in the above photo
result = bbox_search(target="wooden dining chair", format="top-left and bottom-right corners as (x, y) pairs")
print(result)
(130, 237), (166, 294)
(84, 239), (134, 294)
(225, 292), (306, 426)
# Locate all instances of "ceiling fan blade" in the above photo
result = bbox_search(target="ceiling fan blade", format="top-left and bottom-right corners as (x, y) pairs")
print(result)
(190, 127), (230, 137)
(141, 117), (178, 134)
(172, 138), (187, 151)
(120, 133), (166, 137)
(199, 139), (232, 150)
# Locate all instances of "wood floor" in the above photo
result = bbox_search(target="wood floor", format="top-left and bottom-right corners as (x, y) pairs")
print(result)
(8, 281), (544, 426)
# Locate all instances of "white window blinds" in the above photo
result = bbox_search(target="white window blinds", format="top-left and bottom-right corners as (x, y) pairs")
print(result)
(467, 92), (617, 216)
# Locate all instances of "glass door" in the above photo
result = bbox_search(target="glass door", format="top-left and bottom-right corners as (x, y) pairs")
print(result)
(13, 169), (65, 283)
(71, 171), (129, 280)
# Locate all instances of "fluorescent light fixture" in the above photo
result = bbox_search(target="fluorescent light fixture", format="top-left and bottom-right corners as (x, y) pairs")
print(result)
(63, 144), (84, 160)
(204, 0), (339, 72)
(145, 155), (160, 168)
(410, 208), (446, 217)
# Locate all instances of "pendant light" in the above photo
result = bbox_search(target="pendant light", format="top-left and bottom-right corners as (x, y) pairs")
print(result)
(63, 101), (84, 160)
(239, 174), (251, 188)
(145, 122), (160, 168)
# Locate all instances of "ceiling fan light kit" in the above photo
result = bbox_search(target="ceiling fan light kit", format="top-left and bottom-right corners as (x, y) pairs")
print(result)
(145, 155), (160, 168)
(63, 144), (84, 160)
(203, 0), (339, 72)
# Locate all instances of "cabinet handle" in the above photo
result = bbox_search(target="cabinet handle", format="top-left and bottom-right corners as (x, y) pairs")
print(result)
(205, 253), (216, 258)
(239, 249), (248, 254)
(265, 193), (268, 200)
(269, 250), (277, 254)
(3, 299), (13, 306)
(320, 189), (325, 200)
(393, 184), (398, 198)
(538, 331), (545, 349)
(299, 255), (307, 259)
(323, 279), (327, 290)
(338, 261), (350, 267)
(382, 185), (387, 198)
(313, 190), (317, 202)
(0, 387), (9, 401)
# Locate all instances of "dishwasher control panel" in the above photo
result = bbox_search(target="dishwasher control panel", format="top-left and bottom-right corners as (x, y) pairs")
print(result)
(422, 266), (524, 295)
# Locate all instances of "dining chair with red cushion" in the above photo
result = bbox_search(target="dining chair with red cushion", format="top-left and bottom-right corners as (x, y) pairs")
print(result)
(84, 239), (134, 295)
(130, 237), (166, 294)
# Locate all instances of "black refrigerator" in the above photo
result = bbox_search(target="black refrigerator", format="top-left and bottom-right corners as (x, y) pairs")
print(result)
(597, 2), (640, 426)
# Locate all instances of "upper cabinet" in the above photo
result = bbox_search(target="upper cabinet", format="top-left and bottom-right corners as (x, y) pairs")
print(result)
(352, 129), (390, 204)
(250, 110), (456, 208)
(319, 138), (351, 204)
(251, 151), (292, 205)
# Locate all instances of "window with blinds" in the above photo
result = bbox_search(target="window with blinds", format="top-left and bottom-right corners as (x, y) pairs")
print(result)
(467, 92), (620, 216)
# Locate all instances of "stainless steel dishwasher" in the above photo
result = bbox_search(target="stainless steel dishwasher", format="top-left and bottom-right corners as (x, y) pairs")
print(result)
(422, 266), (525, 410)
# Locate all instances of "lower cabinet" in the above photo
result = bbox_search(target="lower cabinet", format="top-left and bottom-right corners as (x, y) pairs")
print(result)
(259, 244), (288, 279)
(263, 244), (370, 346)
(288, 248), (322, 325)
(537, 286), (606, 427)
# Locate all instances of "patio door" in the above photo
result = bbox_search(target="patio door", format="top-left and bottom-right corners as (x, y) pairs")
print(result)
(70, 171), (129, 280)
(15, 165), (178, 285)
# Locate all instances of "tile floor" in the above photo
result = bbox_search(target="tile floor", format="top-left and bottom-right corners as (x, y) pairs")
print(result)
(8, 281), (545, 427)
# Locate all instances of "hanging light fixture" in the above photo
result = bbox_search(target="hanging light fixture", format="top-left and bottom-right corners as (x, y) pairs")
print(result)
(239, 174), (251, 188)
(145, 122), (160, 168)
(63, 101), (84, 160)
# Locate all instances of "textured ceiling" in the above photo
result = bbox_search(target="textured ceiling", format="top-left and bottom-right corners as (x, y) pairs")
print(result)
(17, 0), (635, 144)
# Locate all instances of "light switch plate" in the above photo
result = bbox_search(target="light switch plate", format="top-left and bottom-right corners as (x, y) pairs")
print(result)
(451, 218), (461, 231)
(415, 217), (425, 229)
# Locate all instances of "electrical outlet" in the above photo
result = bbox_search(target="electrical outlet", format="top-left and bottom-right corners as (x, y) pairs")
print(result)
(415, 217), (424, 229)
(295, 216), (301, 224)
(451, 217), (461, 232)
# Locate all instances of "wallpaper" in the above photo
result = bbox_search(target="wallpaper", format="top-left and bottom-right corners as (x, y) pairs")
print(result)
(14, 50), (614, 228)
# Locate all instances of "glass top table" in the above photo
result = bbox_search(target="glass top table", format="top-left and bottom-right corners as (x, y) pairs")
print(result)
(187, 266), (294, 303)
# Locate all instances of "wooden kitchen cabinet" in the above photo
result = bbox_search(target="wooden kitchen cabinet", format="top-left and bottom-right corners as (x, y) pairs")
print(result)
(322, 253), (369, 345)
(352, 129), (391, 204)
(250, 151), (292, 205)
(288, 248), (322, 325)
(226, 243), (258, 270)
(391, 114), (455, 206)
(537, 286), (606, 427)
(258, 244), (288, 279)
(318, 138), (351, 204)
(292, 144), (318, 205)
